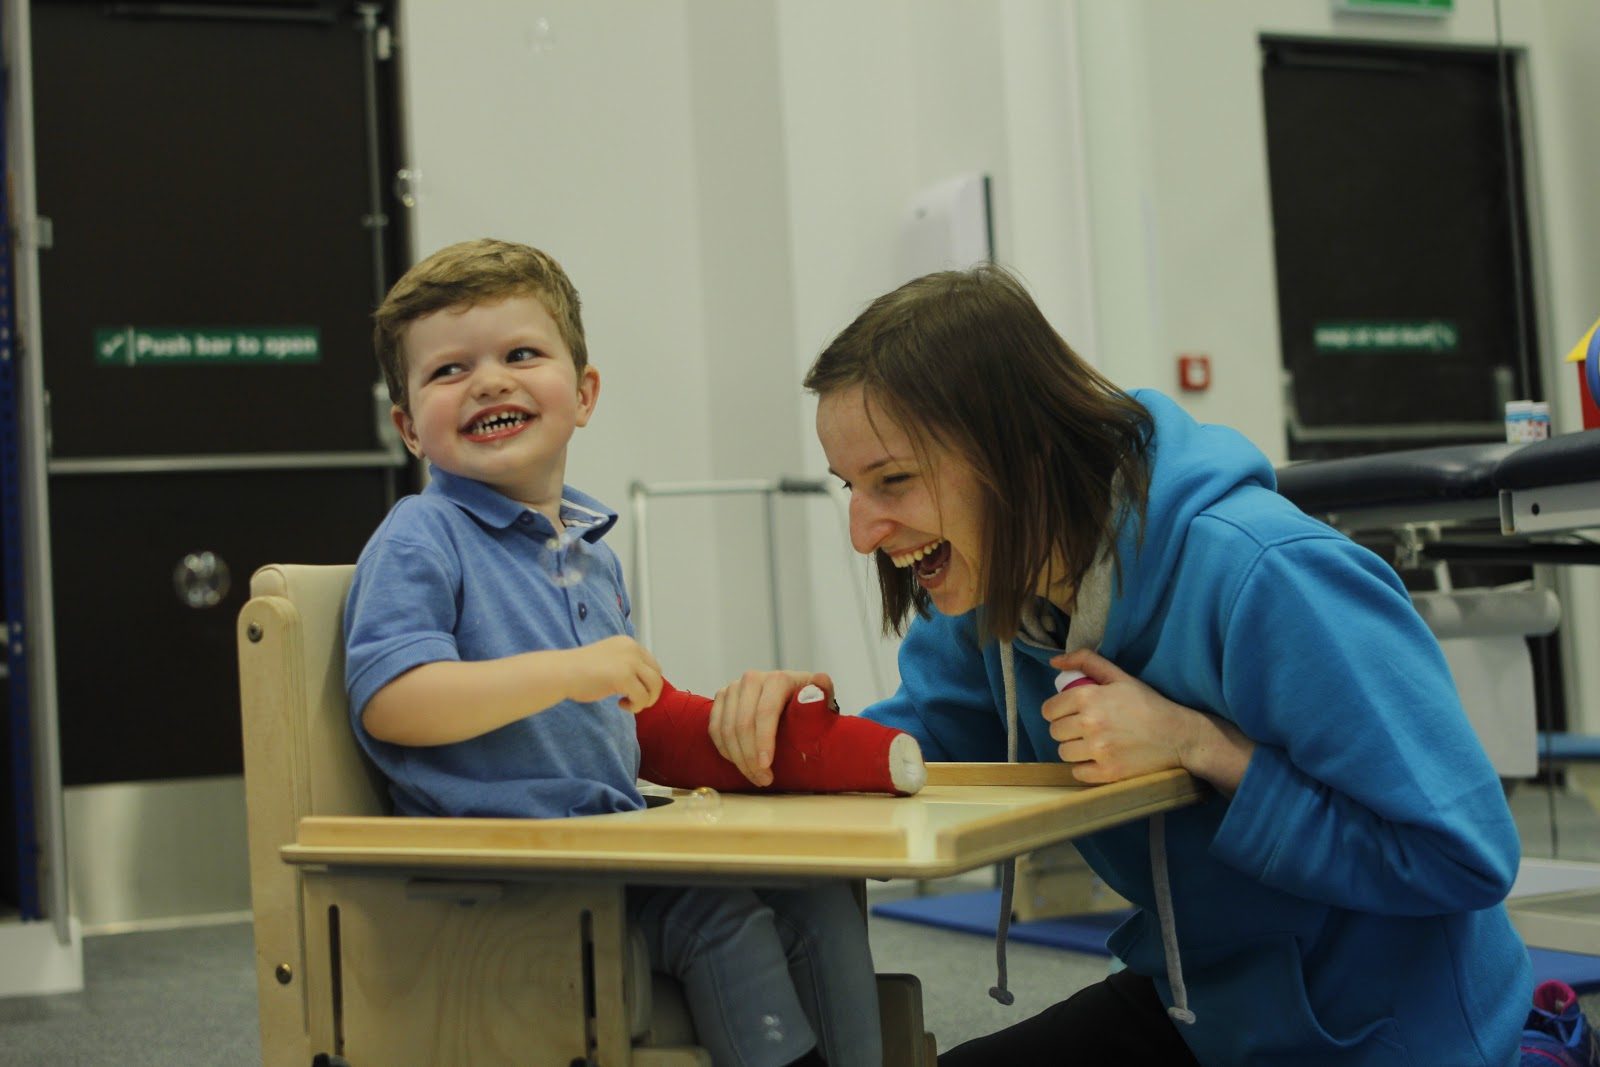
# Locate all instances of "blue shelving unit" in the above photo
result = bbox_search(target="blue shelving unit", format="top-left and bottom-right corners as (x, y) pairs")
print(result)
(0, 20), (39, 920)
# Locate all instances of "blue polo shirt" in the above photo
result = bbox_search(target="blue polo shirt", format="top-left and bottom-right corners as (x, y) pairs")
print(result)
(344, 466), (645, 818)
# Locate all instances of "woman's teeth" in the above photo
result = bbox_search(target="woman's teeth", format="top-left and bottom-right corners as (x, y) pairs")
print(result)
(890, 540), (945, 568)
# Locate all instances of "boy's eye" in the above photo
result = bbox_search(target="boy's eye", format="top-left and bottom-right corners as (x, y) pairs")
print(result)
(506, 347), (540, 363)
(428, 362), (465, 380)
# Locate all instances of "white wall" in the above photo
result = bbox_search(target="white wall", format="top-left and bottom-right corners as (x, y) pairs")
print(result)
(399, 0), (1600, 723)
(1077, 0), (1599, 460)
(773, 0), (1107, 707)
(400, 2), (736, 692)
(1068, 0), (1600, 727)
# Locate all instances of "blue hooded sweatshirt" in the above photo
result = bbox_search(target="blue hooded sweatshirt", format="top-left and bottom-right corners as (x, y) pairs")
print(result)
(864, 390), (1530, 1065)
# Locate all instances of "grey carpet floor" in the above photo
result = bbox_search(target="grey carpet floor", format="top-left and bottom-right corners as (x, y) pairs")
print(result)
(0, 918), (259, 1065)
(0, 780), (1596, 1064)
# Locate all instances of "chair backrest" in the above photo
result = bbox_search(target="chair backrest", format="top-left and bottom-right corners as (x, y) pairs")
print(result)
(237, 562), (386, 1059)
(240, 563), (387, 821)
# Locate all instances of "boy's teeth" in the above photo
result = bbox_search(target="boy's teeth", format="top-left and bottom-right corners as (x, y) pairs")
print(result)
(471, 412), (527, 434)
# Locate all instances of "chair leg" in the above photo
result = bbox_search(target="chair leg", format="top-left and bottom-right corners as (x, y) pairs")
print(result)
(877, 972), (935, 1067)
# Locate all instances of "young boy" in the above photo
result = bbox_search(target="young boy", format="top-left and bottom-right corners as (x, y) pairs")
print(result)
(344, 238), (882, 1067)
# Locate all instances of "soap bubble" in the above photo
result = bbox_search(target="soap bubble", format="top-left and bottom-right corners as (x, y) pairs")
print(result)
(526, 15), (556, 53)
(543, 526), (591, 588)
(173, 551), (230, 608)
(761, 1013), (784, 1042)
(685, 786), (722, 824)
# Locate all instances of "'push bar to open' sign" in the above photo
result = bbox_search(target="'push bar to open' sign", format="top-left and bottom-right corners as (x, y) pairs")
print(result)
(94, 326), (320, 366)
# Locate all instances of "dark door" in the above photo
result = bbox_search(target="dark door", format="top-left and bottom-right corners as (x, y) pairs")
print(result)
(1261, 37), (1563, 734)
(30, 0), (410, 787)
(1262, 38), (1540, 463)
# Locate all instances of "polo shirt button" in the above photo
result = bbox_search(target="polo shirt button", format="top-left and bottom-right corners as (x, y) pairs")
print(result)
(578, 603), (588, 620)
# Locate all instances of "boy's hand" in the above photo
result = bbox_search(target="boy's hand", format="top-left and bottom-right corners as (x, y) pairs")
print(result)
(569, 635), (663, 712)
(708, 669), (831, 786)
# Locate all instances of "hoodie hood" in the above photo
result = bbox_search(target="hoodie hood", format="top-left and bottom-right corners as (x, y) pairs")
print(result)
(996, 390), (1277, 764)
(987, 391), (1272, 1017)
(1098, 390), (1277, 653)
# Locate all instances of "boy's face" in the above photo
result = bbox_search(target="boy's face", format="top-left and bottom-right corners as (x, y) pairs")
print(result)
(392, 294), (598, 506)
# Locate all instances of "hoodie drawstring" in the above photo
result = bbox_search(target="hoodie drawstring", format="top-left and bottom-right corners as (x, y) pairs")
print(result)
(1150, 812), (1196, 1024)
(989, 638), (1196, 1025)
(988, 641), (1019, 1005)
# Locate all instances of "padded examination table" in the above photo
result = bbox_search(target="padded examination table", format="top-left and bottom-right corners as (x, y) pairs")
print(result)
(1275, 428), (1600, 955)
(1275, 429), (1600, 563)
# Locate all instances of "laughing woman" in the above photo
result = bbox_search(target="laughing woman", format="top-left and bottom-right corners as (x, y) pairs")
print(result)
(710, 264), (1530, 1065)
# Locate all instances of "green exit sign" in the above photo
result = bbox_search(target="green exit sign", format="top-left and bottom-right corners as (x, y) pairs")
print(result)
(95, 326), (320, 366)
(1335, 0), (1453, 15)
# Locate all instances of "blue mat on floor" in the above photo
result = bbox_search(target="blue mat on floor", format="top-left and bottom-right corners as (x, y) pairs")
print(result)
(872, 889), (1600, 992)
(872, 889), (1127, 955)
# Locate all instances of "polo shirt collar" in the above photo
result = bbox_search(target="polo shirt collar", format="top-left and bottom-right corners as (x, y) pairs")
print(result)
(424, 465), (619, 542)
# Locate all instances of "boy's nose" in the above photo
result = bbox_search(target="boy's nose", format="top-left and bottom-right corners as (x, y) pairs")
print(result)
(471, 362), (513, 396)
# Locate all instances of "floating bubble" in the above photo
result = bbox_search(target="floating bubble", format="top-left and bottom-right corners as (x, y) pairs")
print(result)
(526, 15), (556, 53)
(393, 168), (421, 209)
(761, 1013), (784, 1043)
(685, 786), (722, 824)
(173, 551), (231, 609)
(543, 526), (591, 588)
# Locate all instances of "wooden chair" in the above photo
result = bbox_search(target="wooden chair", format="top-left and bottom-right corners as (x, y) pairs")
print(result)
(237, 563), (935, 1066)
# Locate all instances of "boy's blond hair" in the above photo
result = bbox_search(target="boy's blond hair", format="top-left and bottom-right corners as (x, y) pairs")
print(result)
(374, 238), (587, 412)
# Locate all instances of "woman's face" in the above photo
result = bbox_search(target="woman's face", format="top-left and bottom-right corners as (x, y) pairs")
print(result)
(817, 384), (987, 616)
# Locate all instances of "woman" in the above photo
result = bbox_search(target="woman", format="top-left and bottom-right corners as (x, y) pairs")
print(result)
(711, 264), (1530, 1064)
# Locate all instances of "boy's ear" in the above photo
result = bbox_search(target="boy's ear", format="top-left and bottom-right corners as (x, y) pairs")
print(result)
(575, 365), (600, 428)
(391, 405), (425, 459)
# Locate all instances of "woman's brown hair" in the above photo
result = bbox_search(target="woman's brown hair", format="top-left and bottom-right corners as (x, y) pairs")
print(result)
(804, 264), (1152, 641)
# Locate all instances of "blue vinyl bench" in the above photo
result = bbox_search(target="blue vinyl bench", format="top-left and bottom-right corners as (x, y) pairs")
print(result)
(1538, 733), (1600, 763)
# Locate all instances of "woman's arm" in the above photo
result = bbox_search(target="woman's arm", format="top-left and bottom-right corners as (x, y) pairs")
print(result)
(1207, 536), (1519, 915)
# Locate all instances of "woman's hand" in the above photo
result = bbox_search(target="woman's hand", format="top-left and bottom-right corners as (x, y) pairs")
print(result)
(708, 669), (832, 786)
(1044, 650), (1255, 796)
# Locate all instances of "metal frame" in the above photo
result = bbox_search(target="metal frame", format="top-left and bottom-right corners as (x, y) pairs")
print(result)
(4, 0), (70, 942)
(0, 30), (37, 920)
(47, 449), (403, 476)
(629, 478), (828, 670)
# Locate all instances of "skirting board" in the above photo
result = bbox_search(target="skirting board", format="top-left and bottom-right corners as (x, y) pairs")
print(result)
(0, 917), (83, 999)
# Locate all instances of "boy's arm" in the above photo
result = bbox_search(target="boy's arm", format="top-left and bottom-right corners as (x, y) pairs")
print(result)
(363, 634), (663, 746)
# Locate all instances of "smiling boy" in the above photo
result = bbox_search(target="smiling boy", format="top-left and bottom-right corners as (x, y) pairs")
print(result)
(342, 238), (882, 1067)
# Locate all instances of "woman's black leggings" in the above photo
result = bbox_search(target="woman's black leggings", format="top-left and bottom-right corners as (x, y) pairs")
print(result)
(936, 968), (1202, 1065)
